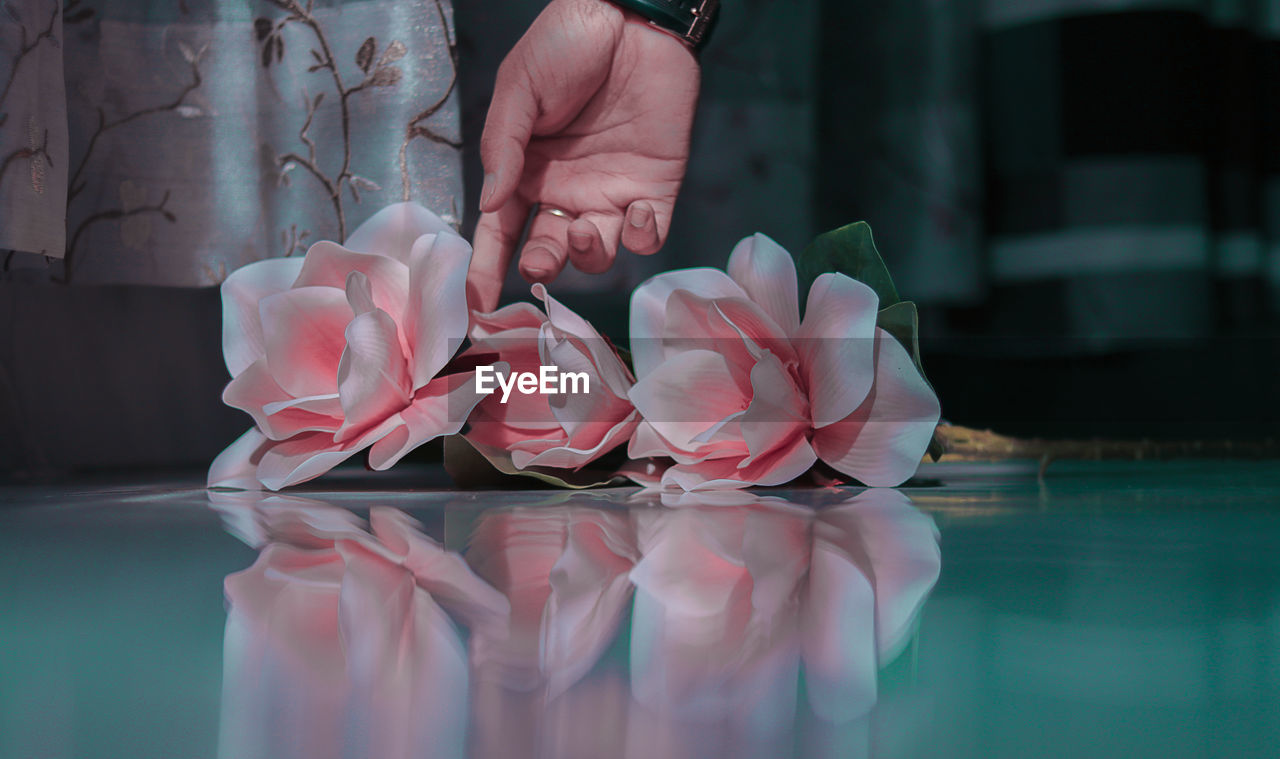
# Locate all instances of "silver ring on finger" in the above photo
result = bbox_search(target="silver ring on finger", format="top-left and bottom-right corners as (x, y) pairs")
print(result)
(537, 204), (573, 220)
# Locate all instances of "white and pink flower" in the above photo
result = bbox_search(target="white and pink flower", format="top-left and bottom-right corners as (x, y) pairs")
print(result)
(628, 488), (941, 724)
(463, 283), (639, 471)
(465, 502), (638, 698)
(220, 504), (508, 759)
(209, 203), (484, 490)
(626, 233), (941, 490)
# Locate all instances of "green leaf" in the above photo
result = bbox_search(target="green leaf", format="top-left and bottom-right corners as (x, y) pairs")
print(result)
(443, 435), (626, 490)
(875, 301), (925, 378)
(795, 221), (899, 311)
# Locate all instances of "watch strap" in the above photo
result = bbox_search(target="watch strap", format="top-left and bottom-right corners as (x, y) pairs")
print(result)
(607, 0), (719, 48)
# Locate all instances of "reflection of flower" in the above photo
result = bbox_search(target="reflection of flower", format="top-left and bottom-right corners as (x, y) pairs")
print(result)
(800, 490), (942, 722)
(463, 284), (639, 472)
(465, 501), (638, 698)
(628, 488), (940, 723)
(627, 233), (941, 490)
(628, 496), (808, 728)
(209, 203), (484, 490)
(211, 486), (941, 757)
(218, 499), (507, 759)
(207, 489), (365, 549)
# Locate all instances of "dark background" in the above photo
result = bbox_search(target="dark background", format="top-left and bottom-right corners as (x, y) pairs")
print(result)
(2, 0), (1278, 479)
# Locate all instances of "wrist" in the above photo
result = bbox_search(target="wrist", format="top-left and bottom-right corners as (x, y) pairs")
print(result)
(559, 0), (625, 23)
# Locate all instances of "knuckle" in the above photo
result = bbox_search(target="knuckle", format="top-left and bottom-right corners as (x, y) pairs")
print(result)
(475, 220), (511, 248)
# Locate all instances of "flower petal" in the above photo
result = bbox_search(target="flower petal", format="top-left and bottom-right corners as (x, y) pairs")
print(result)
(627, 420), (681, 460)
(627, 349), (749, 454)
(660, 459), (753, 491)
(544, 333), (633, 438)
(470, 301), (546, 340)
(260, 286), (352, 399)
(800, 532), (878, 722)
(256, 417), (401, 490)
(261, 393), (343, 418)
(293, 240), (410, 327)
(367, 371), (487, 471)
(334, 306), (411, 444)
(344, 270), (377, 316)
(726, 232), (801, 335)
(629, 268), (747, 378)
(813, 328), (941, 486)
(370, 507), (511, 633)
(658, 430), (815, 491)
(406, 229), (472, 390)
(542, 511), (638, 698)
(344, 202), (452, 263)
(820, 489), (940, 664)
(736, 432), (817, 488)
(535, 283), (634, 398)
(331, 535), (472, 759)
(661, 288), (786, 375)
(711, 297), (796, 366)
(223, 359), (342, 440)
(463, 336), (560, 440)
(221, 257), (305, 377)
(208, 427), (272, 489)
(795, 273), (880, 428)
(218, 544), (349, 759)
(627, 507), (802, 723)
(738, 351), (810, 466)
(256, 495), (369, 549)
(618, 457), (667, 488)
(468, 327), (544, 374)
(514, 412), (640, 470)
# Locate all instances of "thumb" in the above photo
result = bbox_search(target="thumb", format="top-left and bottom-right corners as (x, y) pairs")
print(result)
(479, 59), (538, 214)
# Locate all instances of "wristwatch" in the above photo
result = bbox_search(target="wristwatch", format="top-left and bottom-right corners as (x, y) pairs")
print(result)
(606, 0), (719, 49)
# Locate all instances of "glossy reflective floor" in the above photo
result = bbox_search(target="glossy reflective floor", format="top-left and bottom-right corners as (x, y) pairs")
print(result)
(2, 461), (1279, 759)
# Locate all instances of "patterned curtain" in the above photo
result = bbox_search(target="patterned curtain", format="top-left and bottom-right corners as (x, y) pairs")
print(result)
(0, 0), (67, 259)
(1, 0), (462, 285)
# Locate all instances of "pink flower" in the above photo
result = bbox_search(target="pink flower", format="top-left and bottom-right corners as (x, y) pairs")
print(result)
(209, 203), (484, 490)
(626, 233), (941, 490)
(220, 503), (508, 759)
(628, 488), (941, 724)
(462, 283), (639, 471)
(464, 501), (638, 698)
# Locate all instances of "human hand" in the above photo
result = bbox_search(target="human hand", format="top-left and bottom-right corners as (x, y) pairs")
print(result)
(467, 0), (701, 311)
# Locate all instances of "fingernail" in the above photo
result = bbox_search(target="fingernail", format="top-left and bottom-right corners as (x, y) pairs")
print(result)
(521, 246), (555, 281)
(628, 203), (652, 228)
(480, 173), (496, 208)
(568, 230), (592, 251)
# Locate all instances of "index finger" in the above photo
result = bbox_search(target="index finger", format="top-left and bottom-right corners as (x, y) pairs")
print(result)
(467, 198), (530, 313)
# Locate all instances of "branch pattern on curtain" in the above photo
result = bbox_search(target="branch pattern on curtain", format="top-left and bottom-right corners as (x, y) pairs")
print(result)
(0, 0), (68, 261)
(1, 0), (462, 286)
